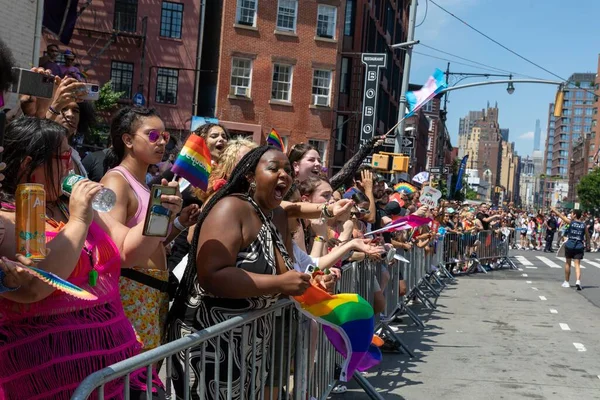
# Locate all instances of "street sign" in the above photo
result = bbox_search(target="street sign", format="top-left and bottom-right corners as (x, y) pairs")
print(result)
(133, 92), (145, 106)
(363, 155), (373, 166)
(360, 54), (387, 143)
(429, 167), (442, 174)
(442, 166), (450, 175)
(384, 137), (395, 146)
(399, 136), (415, 149)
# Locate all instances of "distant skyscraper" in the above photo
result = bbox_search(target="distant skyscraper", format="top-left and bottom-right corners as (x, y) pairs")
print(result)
(500, 129), (509, 141)
(534, 119), (541, 151)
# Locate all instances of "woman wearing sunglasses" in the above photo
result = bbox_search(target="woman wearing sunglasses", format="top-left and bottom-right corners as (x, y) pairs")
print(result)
(103, 107), (188, 352)
(0, 117), (176, 399)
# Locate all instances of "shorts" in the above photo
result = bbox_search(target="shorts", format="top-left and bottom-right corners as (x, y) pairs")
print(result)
(565, 246), (584, 260)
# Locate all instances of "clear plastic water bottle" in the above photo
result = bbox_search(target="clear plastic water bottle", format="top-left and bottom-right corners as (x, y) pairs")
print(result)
(61, 173), (116, 212)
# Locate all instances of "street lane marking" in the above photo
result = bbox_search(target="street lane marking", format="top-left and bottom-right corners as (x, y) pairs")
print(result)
(522, 273), (528, 277)
(573, 343), (586, 352)
(515, 256), (533, 266)
(539, 296), (547, 301)
(526, 266), (538, 269)
(526, 281), (532, 283)
(550, 309), (558, 314)
(559, 323), (571, 331)
(581, 259), (600, 269)
(536, 256), (562, 268)
(558, 256), (585, 268)
(531, 287), (539, 291)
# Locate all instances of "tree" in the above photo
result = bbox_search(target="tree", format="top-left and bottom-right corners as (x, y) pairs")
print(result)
(85, 82), (124, 147)
(465, 187), (478, 200)
(577, 168), (600, 210)
(95, 81), (124, 112)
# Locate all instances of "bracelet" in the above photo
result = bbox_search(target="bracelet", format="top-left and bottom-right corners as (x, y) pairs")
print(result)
(314, 235), (326, 243)
(48, 106), (61, 116)
(320, 203), (334, 220)
(173, 216), (187, 231)
(0, 269), (20, 293)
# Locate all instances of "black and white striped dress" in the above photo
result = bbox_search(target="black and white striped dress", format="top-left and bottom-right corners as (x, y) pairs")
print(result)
(168, 196), (293, 400)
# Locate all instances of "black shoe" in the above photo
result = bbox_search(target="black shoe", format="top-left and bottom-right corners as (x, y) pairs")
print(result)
(576, 283), (582, 291)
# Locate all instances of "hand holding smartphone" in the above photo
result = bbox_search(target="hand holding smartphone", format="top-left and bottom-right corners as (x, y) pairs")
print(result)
(143, 185), (178, 237)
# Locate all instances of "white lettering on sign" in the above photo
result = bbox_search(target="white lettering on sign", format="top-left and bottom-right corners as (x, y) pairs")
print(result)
(363, 56), (385, 62)
(368, 71), (377, 80)
(366, 89), (375, 98)
(33, 198), (43, 208)
(419, 186), (442, 208)
(365, 106), (374, 116)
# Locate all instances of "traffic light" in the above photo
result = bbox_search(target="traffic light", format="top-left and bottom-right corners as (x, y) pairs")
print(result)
(372, 153), (391, 171)
(392, 155), (410, 172)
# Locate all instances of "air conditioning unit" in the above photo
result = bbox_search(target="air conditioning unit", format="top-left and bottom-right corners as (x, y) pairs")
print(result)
(314, 95), (329, 107)
(235, 86), (248, 97)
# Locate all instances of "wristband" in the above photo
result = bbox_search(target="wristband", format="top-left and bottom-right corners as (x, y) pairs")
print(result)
(0, 269), (20, 293)
(314, 235), (326, 243)
(173, 216), (187, 231)
(48, 106), (61, 116)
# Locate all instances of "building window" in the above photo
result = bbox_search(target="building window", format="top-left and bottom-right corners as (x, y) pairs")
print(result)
(344, 0), (354, 36)
(422, 101), (433, 113)
(316, 5), (337, 39)
(585, 108), (594, 116)
(230, 58), (252, 97)
(114, 0), (138, 32)
(155, 68), (179, 104)
(562, 109), (571, 116)
(340, 57), (350, 94)
(574, 107), (583, 116)
(308, 139), (328, 163)
(110, 61), (134, 99)
(160, 2), (183, 39)
(271, 64), (293, 101)
(336, 115), (345, 151)
(236, 0), (257, 26)
(276, 0), (298, 32)
(312, 70), (332, 107)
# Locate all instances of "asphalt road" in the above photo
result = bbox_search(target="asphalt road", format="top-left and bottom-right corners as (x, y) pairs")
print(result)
(337, 249), (600, 400)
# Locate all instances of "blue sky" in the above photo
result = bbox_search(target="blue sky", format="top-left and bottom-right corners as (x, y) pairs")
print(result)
(411, 0), (599, 158)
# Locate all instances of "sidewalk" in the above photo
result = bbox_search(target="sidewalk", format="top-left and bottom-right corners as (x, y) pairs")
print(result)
(337, 268), (600, 400)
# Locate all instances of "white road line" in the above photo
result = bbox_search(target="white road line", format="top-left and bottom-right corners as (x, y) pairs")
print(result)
(573, 343), (587, 352)
(582, 259), (600, 269)
(550, 309), (558, 314)
(518, 268), (524, 271)
(526, 281), (532, 283)
(558, 256), (586, 268)
(539, 296), (547, 301)
(522, 273), (528, 277)
(559, 323), (571, 331)
(536, 256), (562, 268)
(515, 255), (533, 266)
(531, 287), (539, 291)
(526, 266), (538, 269)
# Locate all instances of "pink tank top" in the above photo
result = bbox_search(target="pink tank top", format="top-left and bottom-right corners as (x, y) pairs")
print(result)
(108, 166), (150, 228)
(0, 222), (144, 399)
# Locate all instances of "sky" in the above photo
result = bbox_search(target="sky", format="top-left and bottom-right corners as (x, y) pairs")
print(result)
(411, 0), (600, 158)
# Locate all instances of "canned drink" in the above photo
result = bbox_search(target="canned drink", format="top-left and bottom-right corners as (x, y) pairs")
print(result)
(16, 183), (47, 261)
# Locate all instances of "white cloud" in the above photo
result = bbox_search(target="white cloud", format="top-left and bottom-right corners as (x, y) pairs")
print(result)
(519, 131), (534, 139)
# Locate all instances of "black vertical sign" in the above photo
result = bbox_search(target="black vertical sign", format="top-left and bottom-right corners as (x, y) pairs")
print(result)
(360, 53), (387, 143)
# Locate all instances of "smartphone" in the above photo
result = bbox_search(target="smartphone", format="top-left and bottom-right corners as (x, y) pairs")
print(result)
(78, 83), (100, 101)
(9, 68), (54, 99)
(143, 185), (178, 237)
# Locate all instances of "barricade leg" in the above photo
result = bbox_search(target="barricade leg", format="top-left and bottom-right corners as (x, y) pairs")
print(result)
(412, 286), (436, 309)
(376, 322), (415, 358)
(401, 301), (425, 329)
(352, 372), (386, 400)
(429, 271), (446, 291)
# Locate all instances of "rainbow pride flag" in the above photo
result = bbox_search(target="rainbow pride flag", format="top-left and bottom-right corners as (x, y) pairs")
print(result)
(294, 280), (382, 381)
(171, 135), (212, 191)
(394, 182), (416, 194)
(267, 128), (285, 152)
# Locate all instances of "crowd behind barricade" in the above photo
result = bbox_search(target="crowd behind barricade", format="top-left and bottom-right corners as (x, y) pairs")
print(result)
(0, 38), (551, 400)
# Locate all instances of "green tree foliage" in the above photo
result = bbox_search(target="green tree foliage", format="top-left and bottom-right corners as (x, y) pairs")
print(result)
(576, 168), (600, 210)
(95, 81), (124, 112)
(465, 187), (478, 200)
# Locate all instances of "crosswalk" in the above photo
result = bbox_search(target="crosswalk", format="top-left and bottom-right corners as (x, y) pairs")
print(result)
(511, 253), (600, 269)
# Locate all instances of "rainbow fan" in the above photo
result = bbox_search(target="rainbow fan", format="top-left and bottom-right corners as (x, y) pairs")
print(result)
(393, 182), (416, 194)
(293, 270), (382, 382)
(171, 135), (212, 192)
(267, 128), (285, 152)
(6, 259), (98, 301)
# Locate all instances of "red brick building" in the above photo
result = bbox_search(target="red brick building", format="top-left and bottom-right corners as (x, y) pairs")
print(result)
(42, 0), (201, 137)
(568, 134), (592, 202)
(197, 0), (344, 164)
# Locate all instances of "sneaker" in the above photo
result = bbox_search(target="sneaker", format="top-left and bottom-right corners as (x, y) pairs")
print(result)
(561, 281), (570, 288)
(576, 280), (582, 291)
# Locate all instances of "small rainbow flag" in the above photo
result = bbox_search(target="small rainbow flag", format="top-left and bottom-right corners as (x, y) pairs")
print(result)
(293, 273), (382, 382)
(394, 182), (416, 194)
(267, 128), (285, 152)
(171, 135), (212, 192)
(4, 258), (98, 301)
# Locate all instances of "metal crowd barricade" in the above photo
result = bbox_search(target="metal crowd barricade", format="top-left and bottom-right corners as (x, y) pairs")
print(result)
(442, 230), (517, 273)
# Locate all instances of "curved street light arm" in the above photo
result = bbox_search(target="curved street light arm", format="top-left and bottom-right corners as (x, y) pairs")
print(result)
(439, 79), (564, 94)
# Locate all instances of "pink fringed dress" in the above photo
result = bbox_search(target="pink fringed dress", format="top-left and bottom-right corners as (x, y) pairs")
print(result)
(0, 222), (143, 399)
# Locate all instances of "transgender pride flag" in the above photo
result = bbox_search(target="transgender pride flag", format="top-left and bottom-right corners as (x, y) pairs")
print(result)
(405, 69), (447, 117)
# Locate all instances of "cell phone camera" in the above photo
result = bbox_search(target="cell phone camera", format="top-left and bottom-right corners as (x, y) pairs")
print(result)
(89, 85), (99, 93)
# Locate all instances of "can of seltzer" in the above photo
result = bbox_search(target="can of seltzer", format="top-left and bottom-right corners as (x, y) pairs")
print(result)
(16, 183), (47, 261)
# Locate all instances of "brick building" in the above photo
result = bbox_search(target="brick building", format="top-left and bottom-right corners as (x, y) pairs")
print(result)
(195, 0), (344, 164)
(568, 134), (592, 202)
(332, 0), (410, 173)
(41, 0), (201, 137)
